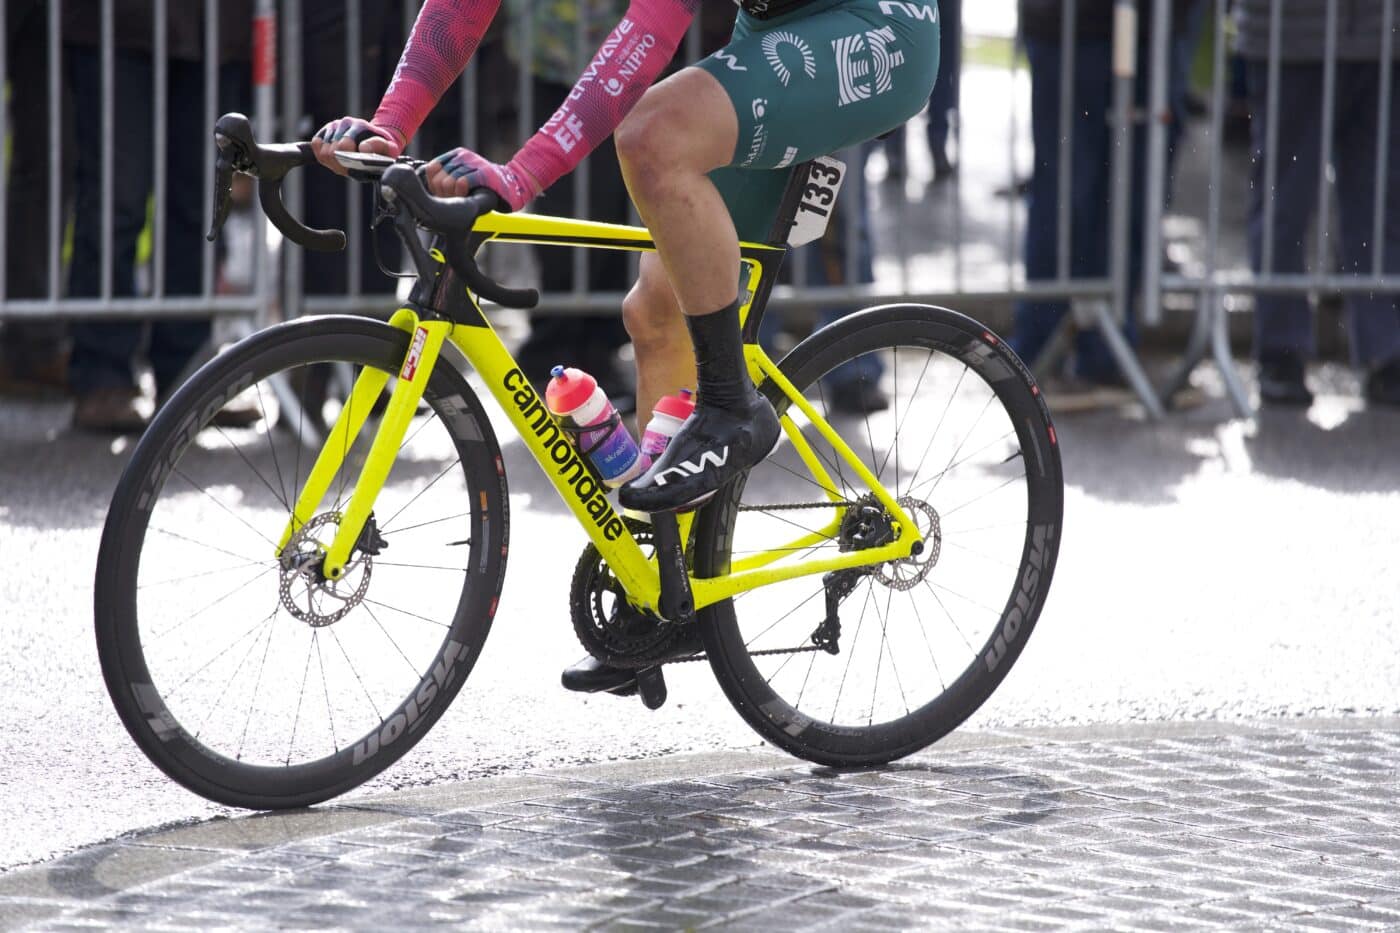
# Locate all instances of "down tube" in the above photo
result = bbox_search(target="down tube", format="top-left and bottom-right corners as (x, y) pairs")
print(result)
(447, 322), (657, 604)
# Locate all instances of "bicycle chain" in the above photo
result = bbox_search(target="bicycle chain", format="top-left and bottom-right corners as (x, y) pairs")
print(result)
(652, 644), (828, 664)
(738, 500), (855, 512)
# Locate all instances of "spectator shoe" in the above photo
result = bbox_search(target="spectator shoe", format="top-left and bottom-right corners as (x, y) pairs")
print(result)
(1257, 355), (1314, 407)
(1364, 358), (1400, 408)
(72, 387), (148, 434)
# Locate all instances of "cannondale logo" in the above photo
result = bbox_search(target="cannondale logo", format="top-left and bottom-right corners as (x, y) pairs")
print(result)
(832, 26), (905, 107)
(761, 32), (817, 87)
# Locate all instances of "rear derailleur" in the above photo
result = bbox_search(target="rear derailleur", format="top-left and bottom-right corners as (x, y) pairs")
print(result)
(810, 496), (897, 654)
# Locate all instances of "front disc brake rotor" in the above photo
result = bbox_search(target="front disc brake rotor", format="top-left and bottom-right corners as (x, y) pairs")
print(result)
(278, 511), (373, 626)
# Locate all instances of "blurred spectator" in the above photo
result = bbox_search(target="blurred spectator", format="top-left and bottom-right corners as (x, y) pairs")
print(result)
(1235, 1), (1400, 408)
(63, 2), (251, 432)
(1010, 0), (1201, 407)
(301, 1), (407, 299)
(503, 0), (634, 408)
(0, 0), (70, 397)
(884, 0), (959, 183)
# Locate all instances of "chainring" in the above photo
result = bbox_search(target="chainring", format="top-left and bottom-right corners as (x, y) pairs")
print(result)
(569, 520), (688, 670)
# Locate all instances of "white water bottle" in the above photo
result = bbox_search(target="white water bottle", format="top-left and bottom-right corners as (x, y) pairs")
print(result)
(545, 365), (646, 488)
(640, 388), (696, 462)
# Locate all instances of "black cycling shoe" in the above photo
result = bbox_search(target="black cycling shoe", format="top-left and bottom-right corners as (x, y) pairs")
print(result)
(618, 391), (780, 514)
(561, 657), (640, 695)
(561, 631), (706, 696)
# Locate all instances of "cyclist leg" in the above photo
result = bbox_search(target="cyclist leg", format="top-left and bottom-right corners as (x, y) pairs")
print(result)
(616, 0), (940, 514)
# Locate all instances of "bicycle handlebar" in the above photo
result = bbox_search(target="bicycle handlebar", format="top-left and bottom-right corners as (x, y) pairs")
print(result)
(379, 165), (540, 310)
(207, 112), (539, 310)
(209, 113), (346, 252)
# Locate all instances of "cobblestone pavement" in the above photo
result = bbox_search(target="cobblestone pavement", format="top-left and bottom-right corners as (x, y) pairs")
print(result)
(4, 718), (1400, 931)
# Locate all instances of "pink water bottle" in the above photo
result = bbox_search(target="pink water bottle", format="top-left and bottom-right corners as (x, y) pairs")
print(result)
(640, 388), (696, 461)
(545, 365), (646, 488)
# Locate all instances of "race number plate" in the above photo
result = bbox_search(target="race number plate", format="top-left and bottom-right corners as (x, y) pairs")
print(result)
(786, 156), (846, 248)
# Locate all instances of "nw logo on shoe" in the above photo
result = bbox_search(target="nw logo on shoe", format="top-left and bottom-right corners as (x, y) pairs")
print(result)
(653, 447), (730, 487)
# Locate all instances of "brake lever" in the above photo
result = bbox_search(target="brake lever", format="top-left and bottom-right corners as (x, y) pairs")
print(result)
(207, 149), (235, 242)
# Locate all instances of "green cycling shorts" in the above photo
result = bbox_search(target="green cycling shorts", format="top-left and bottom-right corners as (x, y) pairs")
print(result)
(695, 0), (942, 242)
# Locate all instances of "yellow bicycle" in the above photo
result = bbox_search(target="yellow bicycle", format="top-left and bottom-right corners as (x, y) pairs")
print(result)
(96, 114), (1063, 809)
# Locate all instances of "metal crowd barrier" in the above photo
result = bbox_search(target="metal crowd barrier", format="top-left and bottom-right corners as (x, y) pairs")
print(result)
(2, 1), (1396, 418)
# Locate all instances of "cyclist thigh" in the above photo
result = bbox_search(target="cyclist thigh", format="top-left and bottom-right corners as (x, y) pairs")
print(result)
(697, 0), (941, 239)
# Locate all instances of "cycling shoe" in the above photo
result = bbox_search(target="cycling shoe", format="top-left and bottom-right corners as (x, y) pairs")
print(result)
(561, 656), (640, 695)
(618, 391), (780, 514)
(561, 630), (705, 696)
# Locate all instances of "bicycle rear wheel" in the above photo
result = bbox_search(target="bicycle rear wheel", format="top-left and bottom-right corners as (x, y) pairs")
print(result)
(695, 304), (1062, 767)
(96, 316), (508, 809)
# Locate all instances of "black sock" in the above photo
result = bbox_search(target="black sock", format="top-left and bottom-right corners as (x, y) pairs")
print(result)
(686, 298), (752, 412)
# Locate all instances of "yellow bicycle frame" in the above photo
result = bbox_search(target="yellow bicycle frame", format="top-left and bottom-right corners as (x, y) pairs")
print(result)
(276, 211), (920, 619)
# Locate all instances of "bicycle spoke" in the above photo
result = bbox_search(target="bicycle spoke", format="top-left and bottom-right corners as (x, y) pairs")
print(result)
(148, 525), (260, 564)
(942, 538), (1021, 571)
(165, 603), (279, 700)
(193, 606), (279, 741)
(937, 471), (1026, 519)
(878, 347), (934, 487)
(373, 561), (468, 573)
(286, 632), (317, 765)
(172, 466), (280, 551)
(813, 380), (853, 497)
(923, 576), (980, 652)
(380, 511), (471, 537)
(363, 602), (430, 678)
(329, 627), (382, 722)
(907, 586), (947, 691)
(236, 611), (280, 760)
(362, 596), (451, 630)
(907, 364), (968, 491)
(140, 558), (275, 590)
(378, 457), (462, 531)
(924, 393), (997, 501)
(906, 430), (1020, 500)
(830, 579), (874, 724)
(315, 633), (339, 752)
(150, 564), (278, 641)
(254, 381), (289, 507)
(748, 585), (827, 653)
(214, 423), (289, 512)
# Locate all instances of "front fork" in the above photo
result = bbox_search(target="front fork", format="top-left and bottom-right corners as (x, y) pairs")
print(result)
(274, 309), (450, 578)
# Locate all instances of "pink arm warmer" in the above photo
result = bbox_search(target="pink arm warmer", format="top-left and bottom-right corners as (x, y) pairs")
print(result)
(513, 0), (701, 196)
(373, 0), (501, 144)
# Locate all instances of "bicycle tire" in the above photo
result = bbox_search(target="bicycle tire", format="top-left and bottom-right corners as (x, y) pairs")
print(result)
(96, 315), (508, 809)
(694, 304), (1063, 767)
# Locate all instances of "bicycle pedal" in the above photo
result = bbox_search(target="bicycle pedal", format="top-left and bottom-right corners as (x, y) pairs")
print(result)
(636, 665), (667, 710)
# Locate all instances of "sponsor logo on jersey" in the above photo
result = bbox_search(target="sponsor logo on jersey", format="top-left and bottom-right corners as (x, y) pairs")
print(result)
(762, 32), (817, 87)
(711, 49), (748, 72)
(543, 19), (652, 148)
(877, 0), (939, 22)
(752, 98), (768, 120)
(833, 26), (905, 107)
(775, 146), (800, 168)
(503, 368), (626, 541)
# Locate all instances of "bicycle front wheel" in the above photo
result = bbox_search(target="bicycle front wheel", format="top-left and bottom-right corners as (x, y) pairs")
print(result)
(695, 304), (1063, 767)
(96, 316), (508, 809)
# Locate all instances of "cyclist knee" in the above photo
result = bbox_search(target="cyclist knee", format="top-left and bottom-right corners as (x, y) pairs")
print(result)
(616, 105), (678, 196)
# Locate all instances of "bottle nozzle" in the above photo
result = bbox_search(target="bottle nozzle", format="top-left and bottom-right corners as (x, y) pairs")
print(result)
(550, 365), (565, 378)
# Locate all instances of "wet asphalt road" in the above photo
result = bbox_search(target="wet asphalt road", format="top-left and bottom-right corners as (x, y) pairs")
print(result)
(2, 360), (1398, 873)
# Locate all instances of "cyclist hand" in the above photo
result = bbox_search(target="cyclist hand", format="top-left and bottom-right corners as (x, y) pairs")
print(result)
(311, 117), (403, 176)
(425, 147), (537, 212)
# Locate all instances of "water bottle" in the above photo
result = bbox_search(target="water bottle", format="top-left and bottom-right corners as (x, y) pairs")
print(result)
(640, 388), (696, 461)
(545, 365), (646, 488)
